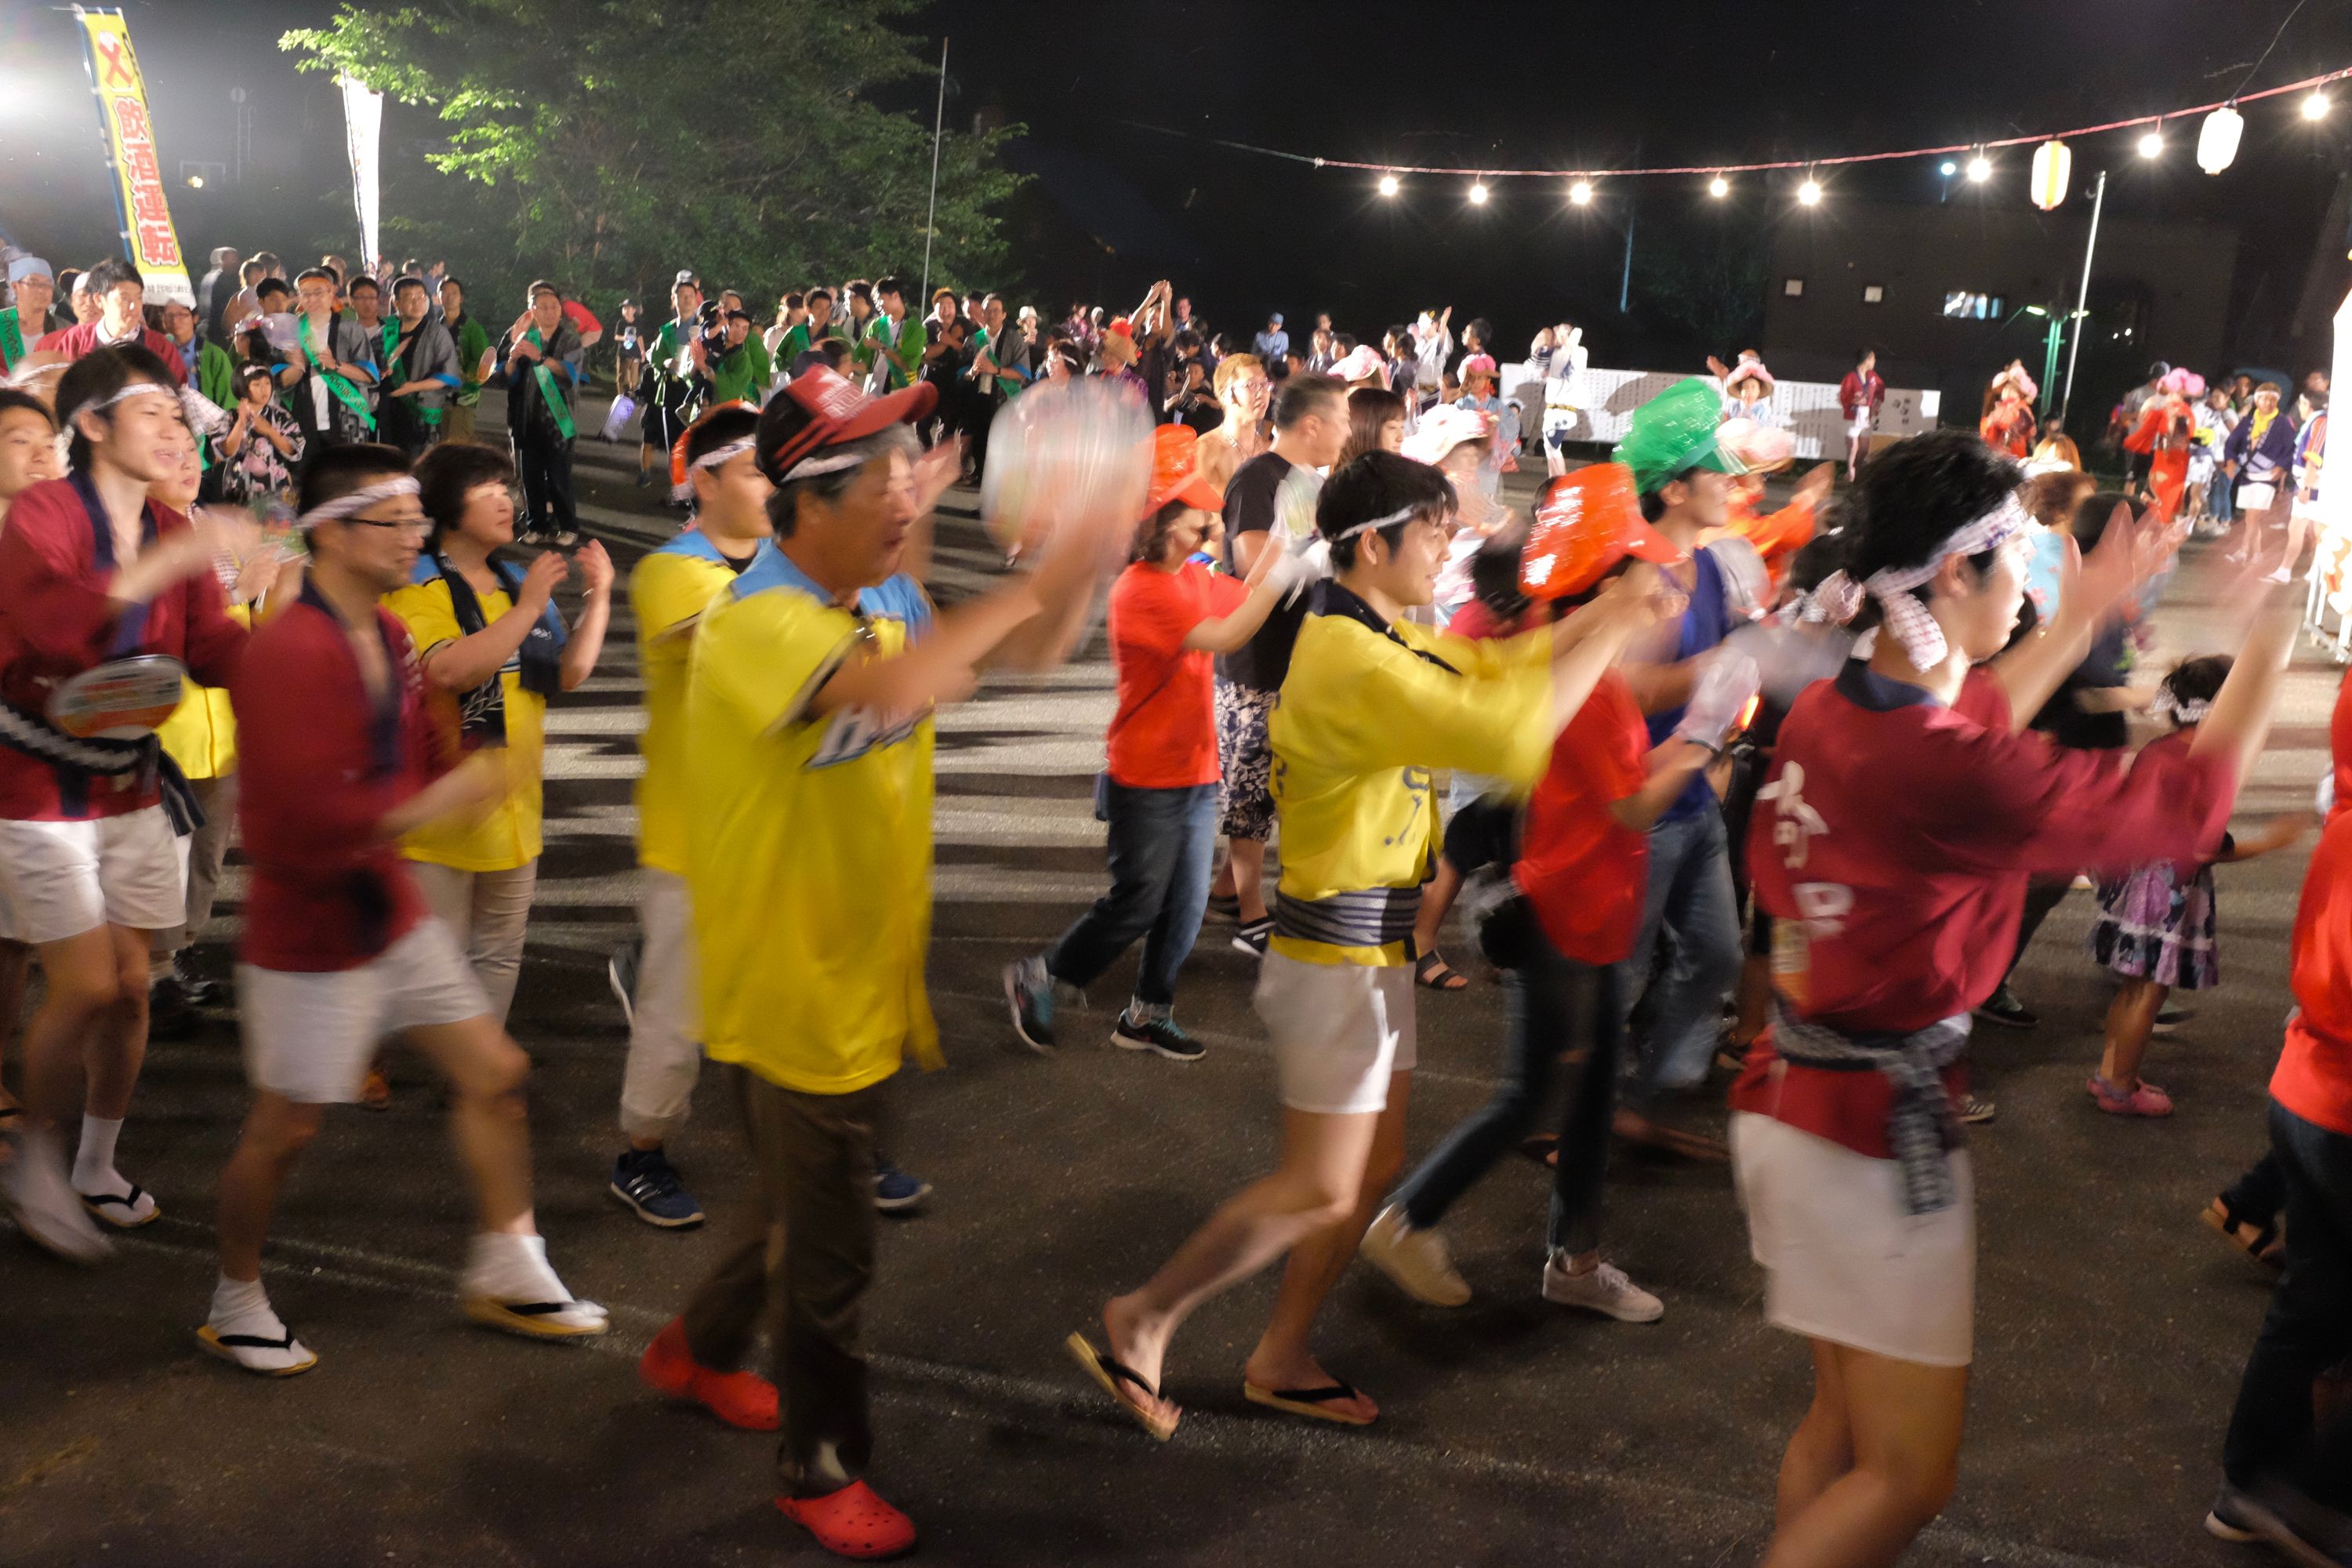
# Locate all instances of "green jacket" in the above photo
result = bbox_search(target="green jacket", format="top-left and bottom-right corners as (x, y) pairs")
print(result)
(710, 336), (772, 406)
(447, 312), (495, 406)
(862, 313), (927, 390)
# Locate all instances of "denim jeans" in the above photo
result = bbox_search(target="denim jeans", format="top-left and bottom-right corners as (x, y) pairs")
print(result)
(2209, 466), (2235, 524)
(2222, 1099), (2352, 1507)
(1392, 932), (1624, 1256)
(1620, 806), (1743, 1112)
(1045, 781), (1218, 1008)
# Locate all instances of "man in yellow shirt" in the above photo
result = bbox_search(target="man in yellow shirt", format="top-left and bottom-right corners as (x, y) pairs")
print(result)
(644, 365), (1116, 1559)
(608, 405), (773, 1230)
(1069, 451), (1661, 1441)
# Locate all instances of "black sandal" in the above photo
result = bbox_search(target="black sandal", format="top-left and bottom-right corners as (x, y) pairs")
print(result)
(1244, 1378), (1377, 1426)
(1065, 1332), (1178, 1441)
(2203, 1196), (2285, 1272)
(1414, 952), (1470, 992)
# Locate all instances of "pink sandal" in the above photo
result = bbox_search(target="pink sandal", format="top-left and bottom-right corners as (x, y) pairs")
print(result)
(2088, 1075), (2173, 1117)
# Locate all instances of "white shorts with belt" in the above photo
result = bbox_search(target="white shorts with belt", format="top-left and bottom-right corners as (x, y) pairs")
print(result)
(1730, 1109), (1976, 1367)
(0, 807), (190, 944)
(1254, 951), (1418, 1116)
(238, 917), (489, 1105)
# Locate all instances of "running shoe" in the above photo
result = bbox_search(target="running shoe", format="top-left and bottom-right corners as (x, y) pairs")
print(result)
(147, 973), (203, 1042)
(608, 937), (641, 1029)
(1205, 893), (1240, 924)
(873, 1162), (931, 1213)
(610, 1146), (704, 1228)
(1361, 1204), (1472, 1306)
(1958, 1094), (1998, 1125)
(1541, 1252), (1664, 1323)
(1003, 956), (1054, 1053)
(1973, 985), (2037, 1029)
(1111, 1014), (1206, 1062)
(172, 953), (227, 1008)
(1232, 917), (1272, 957)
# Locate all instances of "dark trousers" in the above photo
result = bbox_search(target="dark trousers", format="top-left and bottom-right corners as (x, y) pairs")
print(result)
(513, 433), (575, 537)
(2005, 875), (2074, 981)
(682, 1065), (884, 1496)
(1392, 934), (1625, 1257)
(2224, 1149), (2289, 1224)
(2222, 1099), (2352, 1508)
(1045, 781), (1217, 1008)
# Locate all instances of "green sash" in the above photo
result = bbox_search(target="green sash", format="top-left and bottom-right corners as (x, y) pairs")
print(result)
(525, 326), (575, 441)
(0, 307), (24, 371)
(383, 321), (443, 426)
(300, 314), (374, 430)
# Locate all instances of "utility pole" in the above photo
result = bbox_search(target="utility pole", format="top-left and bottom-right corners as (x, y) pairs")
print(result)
(2060, 168), (2107, 426)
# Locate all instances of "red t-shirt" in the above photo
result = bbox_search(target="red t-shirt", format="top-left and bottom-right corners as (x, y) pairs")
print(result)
(233, 594), (442, 971)
(34, 323), (188, 384)
(1106, 561), (1246, 789)
(561, 299), (604, 339)
(1515, 670), (1648, 964)
(0, 476), (246, 820)
(2274, 668), (2352, 1136)
(1732, 662), (2234, 1157)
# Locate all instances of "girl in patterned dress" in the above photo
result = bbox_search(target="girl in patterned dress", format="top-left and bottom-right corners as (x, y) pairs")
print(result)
(2088, 655), (2312, 1115)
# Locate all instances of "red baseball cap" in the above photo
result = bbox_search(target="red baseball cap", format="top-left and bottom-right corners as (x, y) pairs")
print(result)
(1143, 425), (1222, 517)
(758, 365), (938, 482)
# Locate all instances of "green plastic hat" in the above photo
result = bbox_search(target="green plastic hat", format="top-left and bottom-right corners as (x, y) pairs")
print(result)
(1614, 376), (1749, 494)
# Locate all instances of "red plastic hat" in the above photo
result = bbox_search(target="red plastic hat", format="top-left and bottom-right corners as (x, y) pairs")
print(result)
(1143, 425), (1222, 517)
(1105, 316), (1136, 342)
(760, 365), (938, 481)
(1521, 463), (1682, 599)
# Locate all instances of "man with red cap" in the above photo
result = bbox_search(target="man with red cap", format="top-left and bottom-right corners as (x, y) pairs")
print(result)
(643, 365), (1120, 1559)
(1004, 426), (1301, 1062)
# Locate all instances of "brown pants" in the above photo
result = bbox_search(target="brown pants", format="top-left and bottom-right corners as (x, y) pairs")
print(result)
(445, 401), (478, 445)
(682, 1064), (884, 1495)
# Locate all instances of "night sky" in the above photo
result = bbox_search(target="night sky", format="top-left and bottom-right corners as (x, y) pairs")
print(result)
(5, 0), (2350, 368)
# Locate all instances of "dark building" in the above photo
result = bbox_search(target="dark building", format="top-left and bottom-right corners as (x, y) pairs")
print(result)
(1762, 202), (2239, 438)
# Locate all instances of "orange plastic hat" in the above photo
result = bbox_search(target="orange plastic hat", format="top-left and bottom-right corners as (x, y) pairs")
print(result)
(1520, 463), (1682, 599)
(1142, 424), (1223, 517)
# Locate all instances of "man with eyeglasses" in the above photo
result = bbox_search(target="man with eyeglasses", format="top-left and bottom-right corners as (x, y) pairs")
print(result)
(198, 441), (606, 1375)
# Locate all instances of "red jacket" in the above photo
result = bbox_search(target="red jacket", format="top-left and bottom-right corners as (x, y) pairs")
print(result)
(34, 323), (188, 383)
(0, 475), (245, 820)
(232, 588), (444, 971)
(2274, 668), (2352, 1136)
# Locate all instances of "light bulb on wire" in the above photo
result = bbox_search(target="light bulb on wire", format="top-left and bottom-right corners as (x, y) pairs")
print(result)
(2305, 92), (2332, 121)
(2137, 129), (2164, 158)
(1797, 175), (1822, 206)
(1939, 159), (1958, 176)
(1965, 154), (1991, 183)
(1468, 180), (1489, 205)
(1708, 174), (1729, 198)
(1377, 172), (1400, 197)
(1568, 179), (1594, 205)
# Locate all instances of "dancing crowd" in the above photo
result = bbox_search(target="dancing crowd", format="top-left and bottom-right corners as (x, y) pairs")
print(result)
(2, 235), (2350, 1568)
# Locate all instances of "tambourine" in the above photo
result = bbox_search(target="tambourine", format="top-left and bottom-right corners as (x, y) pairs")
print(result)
(47, 655), (189, 739)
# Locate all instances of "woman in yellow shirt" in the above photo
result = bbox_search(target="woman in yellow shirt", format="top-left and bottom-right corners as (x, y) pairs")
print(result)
(386, 441), (611, 1036)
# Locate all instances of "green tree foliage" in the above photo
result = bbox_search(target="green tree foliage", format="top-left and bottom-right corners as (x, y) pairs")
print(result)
(281, 0), (1022, 307)
(1631, 222), (1769, 354)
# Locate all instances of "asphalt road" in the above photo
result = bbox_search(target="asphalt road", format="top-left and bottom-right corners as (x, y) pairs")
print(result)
(5, 397), (2340, 1566)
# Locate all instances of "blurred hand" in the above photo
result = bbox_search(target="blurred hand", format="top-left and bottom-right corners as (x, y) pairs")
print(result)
(912, 437), (964, 517)
(518, 546), (570, 608)
(574, 539), (614, 597)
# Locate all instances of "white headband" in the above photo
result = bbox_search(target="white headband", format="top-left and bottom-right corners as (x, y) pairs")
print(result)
(74, 379), (179, 416)
(2151, 688), (2212, 726)
(1802, 493), (2030, 670)
(1326, 503), (1420, 544)
(295, 475), (420, 531)
(670, 436), (758, 502)
(784, 447), (879, 481)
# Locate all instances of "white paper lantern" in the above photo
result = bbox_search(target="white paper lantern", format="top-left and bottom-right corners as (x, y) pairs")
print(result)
(2198, 106), (2244, 175)
(2029, 139), (2071, 209)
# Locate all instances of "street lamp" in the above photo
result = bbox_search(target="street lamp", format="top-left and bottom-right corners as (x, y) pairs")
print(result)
(2305, 91), (2332, 121)
(1708, 174), (1729, 198)
(1965, 154), (1991, 183)
(2137, 129), (2164, 159)
(1568, 179), (1594, 206)
(1377, 173), (1400, 197)
(1468, 180), (1489, 205)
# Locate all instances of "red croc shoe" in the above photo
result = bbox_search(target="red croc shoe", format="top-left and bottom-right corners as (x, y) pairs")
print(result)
(776, 1481), (916, 1560)
(638, 1318), (779, 1431)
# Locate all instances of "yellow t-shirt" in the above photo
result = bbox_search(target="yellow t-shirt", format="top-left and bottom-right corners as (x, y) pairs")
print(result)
(384, 573), (547, 872)
(631, 532), (775, 877)
(157, 603), (251, 780)
(1269, 589), (1553, 967)
(685, 554), (941, 1095)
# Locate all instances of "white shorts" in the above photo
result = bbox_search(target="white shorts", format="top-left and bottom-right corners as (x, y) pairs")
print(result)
(0, 808), (189, 944)
(238, 918), (490, 1105)
(1730, 1110), (1976, 1367)
(1254, 951), (1418, 1116)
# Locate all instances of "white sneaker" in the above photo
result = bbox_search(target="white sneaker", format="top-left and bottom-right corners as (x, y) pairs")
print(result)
(460, 1232), (609, 1339)
(5, 1126), (112, 1264)
(1541, 1252), (1664, 1323)
(1360, 1204), (1472, 1306)
(2266, 566), (2293, 583)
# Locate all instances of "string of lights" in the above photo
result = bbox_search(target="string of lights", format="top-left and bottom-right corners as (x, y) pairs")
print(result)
(1120, 62), (2352, 207)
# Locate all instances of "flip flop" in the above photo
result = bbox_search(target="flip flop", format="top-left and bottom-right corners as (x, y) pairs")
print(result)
(1243, 1379), (1377, 1427)
(1414, 952), (1470, 992)
(1065, 1331), (1178, 1442)
(2203, 1196), (2286, 1272)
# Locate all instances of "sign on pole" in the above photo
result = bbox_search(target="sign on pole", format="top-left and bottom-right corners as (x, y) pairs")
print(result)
(339, 74), (384, 275)
(71, 7), (193, 307)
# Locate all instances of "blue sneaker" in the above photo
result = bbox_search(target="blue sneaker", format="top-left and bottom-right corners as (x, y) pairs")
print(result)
(609, 1147), (704, 1229)
(1004, 956), (1055, 1053)
(873, 1161), (931, 1213)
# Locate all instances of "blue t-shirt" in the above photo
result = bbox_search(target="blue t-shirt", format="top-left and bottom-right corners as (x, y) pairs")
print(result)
(1644, 546), (1733, 822)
